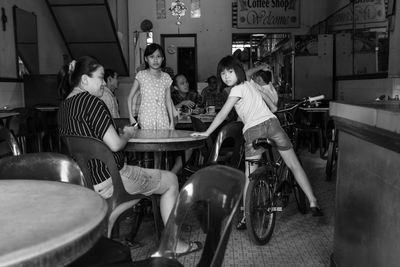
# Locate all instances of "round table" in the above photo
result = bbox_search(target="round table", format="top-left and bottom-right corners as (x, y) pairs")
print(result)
(0, 180), (108, 267)
(125, 129), (207, 170)
(125, 129), (207, 152)
(176, 114), (215, 130)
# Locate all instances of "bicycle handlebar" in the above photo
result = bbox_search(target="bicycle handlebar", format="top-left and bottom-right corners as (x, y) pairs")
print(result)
(275, 95), (325, 114)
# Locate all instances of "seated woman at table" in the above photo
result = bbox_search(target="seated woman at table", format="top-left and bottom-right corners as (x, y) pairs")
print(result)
(171, 73), (202, 114)
(57, 56), (201, 255)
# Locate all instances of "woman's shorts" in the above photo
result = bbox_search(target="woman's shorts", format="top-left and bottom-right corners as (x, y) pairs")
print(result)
(243, 118), (292, 157)
(93, 164), (161, 199)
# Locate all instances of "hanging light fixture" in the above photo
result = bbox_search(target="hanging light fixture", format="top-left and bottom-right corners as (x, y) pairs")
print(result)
(169, 0), (187, 25)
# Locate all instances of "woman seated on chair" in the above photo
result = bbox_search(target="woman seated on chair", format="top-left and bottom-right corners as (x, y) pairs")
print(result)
(57, 56), (201, 256)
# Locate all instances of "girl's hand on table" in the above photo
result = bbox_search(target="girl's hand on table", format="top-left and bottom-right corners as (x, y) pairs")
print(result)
(191, 131), (209, 137)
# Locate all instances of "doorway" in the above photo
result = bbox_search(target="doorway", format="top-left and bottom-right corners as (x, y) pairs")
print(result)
(161, 34), (197, 91)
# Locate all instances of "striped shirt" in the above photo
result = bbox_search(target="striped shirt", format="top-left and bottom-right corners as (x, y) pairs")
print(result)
(58, 91), (124, 185)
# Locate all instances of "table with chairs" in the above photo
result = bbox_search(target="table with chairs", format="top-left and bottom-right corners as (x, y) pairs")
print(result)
(0, 152), (134, 266)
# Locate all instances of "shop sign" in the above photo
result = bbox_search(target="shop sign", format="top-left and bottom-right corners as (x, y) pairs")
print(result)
(328, 0), (386, 26)
(236, 0), (300, 28)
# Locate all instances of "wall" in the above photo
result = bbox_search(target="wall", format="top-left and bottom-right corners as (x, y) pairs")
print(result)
(128, 0), (332, 82)
(0, 0), (67, 109)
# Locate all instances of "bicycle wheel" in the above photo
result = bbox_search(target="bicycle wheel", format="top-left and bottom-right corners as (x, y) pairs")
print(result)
(245, 176), (276, 245)
(289, 170), (308, 214)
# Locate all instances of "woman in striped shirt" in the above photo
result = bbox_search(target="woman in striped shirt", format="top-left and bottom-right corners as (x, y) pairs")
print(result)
(58, 56), (201, 255)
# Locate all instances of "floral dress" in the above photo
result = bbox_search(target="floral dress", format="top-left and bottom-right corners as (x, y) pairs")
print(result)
(136, 70), (172, 129)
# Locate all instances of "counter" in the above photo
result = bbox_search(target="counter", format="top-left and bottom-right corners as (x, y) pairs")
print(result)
(330, 101), (400, 267)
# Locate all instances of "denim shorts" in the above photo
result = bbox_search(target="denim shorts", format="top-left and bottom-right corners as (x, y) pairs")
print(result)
(94, 164), (161, 199)
(243, 118), (292, 157)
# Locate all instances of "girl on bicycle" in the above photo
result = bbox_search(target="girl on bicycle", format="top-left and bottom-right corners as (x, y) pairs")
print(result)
(191, 56), (323, 230)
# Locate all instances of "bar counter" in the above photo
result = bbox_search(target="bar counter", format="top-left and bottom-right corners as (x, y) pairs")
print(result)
(330, 101), (400, 267)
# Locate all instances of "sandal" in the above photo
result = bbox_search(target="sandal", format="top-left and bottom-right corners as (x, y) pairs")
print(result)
(236, 217), (246, 230)
(310, 207), (324, 217)
(176, 241), (203, 258)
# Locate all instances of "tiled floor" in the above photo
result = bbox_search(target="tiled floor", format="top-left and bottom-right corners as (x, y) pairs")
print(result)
(128, 149), (336, 267)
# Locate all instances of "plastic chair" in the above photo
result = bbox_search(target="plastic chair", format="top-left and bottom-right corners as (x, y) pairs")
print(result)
(207, 121), (244, 168)
(183, 121), (244, 179)
(111, 164), (245, 267)
(0, 126), (21, 159)
(0, 152), (132, 266)
(190, 115), (213, 165)
(6, 107), (44, 153)
(62, 135), (162, 241)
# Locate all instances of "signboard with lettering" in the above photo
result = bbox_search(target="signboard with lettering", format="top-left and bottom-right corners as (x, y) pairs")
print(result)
(236, 0), (300, 28)
(327, 0), (386, 26)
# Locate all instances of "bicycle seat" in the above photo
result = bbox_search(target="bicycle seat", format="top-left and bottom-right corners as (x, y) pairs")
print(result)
(252, 138), (274, 150)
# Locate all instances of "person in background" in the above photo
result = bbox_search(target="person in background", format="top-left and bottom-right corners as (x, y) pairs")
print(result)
(191, 55), (323, 231)
(201, 75), (228, 111)
(250, 69), (279, 110)
(100, 69), (120, 118)
(169, 73), (200, 174)
(171, 73), (201, 114)
(127, 43), (174, 129)
(58, 56), (201, 256)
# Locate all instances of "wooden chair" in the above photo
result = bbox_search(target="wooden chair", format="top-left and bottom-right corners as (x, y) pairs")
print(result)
(110, 165), (246, 267)
(0, 126), (21, 159)
(0, 152), (132, 266)
(62, 135), (162, 241)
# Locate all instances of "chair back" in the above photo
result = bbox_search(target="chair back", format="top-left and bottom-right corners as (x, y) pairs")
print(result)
(0, 152), (84, 185)
(190, 115), (213, 158)
(6, 107), (44, 153)
(0, 126), (22, 159)
(155, 165), (245, 267)
(208, 121), (244, 169)
(62, 135), (146, 209)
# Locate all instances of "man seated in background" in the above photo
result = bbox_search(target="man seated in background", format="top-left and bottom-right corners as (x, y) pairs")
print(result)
(201, 75), (227, 111)
(100, 69), (120, 118)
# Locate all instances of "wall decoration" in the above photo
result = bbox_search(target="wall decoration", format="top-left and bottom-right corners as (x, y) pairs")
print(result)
(169, 0), (187, 25)
(236, 0), (300, 28)
(156, 0), (166, 19)
(191, 0), (201, 18)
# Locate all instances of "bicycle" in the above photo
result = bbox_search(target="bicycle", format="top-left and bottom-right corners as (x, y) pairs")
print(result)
(244, 95), (325, 245)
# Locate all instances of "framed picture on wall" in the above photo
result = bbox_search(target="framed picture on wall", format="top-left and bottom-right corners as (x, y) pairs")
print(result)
(387, 0), (396, 16)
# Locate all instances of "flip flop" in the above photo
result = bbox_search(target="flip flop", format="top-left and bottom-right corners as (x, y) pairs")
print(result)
(176, 241), (203, 258)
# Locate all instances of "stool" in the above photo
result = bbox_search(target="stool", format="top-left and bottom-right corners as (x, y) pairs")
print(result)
(294, 124), (325, 158)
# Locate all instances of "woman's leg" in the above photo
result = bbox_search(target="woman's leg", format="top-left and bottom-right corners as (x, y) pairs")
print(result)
(279, 148), (318, 207)
(170, 149), (193, 174)
(153, 170), (179, 224)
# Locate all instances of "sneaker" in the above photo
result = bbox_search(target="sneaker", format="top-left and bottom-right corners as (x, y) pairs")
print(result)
(236, 217), (247, 230)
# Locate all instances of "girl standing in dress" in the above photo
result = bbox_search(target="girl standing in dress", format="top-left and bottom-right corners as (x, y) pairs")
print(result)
(128, 43), (174, 129)
(192, 56), (323, 230)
